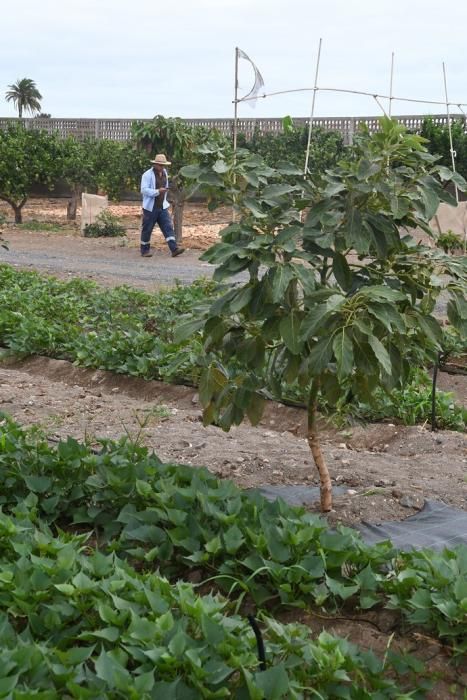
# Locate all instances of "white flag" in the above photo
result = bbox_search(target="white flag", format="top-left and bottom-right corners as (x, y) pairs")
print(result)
(237, 48), (265, 109)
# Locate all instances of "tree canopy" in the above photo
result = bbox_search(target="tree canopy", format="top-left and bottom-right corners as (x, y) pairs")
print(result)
(0, 125), (61, 222)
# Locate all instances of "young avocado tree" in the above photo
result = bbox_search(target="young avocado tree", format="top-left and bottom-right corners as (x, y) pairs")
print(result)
(180, 117), (467, 512)
(0, 125), (62, 223)
(130, 115), (229, 242)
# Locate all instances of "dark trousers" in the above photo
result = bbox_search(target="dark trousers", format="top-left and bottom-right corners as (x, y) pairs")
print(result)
(140, 207), (177, 253)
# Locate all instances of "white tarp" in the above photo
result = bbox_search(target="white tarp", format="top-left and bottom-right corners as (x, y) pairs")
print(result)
(80, 193), (108, 234)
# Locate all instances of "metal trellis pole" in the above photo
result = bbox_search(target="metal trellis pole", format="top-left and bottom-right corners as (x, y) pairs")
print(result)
(389, 52), (395, 118)
(442, 62), (459, 204)
(304, 38), (322, 176)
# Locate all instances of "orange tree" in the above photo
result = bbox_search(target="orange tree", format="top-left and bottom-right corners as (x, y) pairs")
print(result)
(179, 117), (467, 511)
(421, 117), (467, 181)
(237, 116), (345, 174)
(60, 137), (146, 220)
(0, 124), (62, 223)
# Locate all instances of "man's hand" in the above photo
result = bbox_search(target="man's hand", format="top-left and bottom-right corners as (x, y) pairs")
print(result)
(158, 187), (168, 194)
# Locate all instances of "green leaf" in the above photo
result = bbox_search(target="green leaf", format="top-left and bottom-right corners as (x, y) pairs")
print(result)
(290, 263), (316, 294)
(246, 393), (265, 426)
(367, 303), (405, 333)
(417, 314), (443, 347)
(200, 614), (226, 646)
(325, 180), (346, 196)
(135, 671), (155, 693)
(300, 304), (329, 340)
(254, 663), (290, 698)
(272, 265), (294, 303)
(243, 171), (260, 187)
(72, 571), (96, 592)
(333, 329), (354, 380)
(54, 583), (75, 596)
(199, 171), (223, 186)
(168, 629), (187, 656)
(94, 649), (130, 689)
(173, 316), (205, 343)
(308, 335), (334, 374)
(368, 335), (392, 375)
(243, 197), (268, 218)
(179, 164), (202, 179)
(346, 206), (369, 254)
(199, 365), (228, 405)
(0, 675), (19, 695)
(357, 159), (380, 180)
(223, 524), (245, 554)
(279, 311), (302, 354)
(84, 626), (120, 642)
(360, 285), (406, 303)
(326, 575), (361, 600)
(419, 186), (439, 219)
(23, 475), (52, 493)
(276, 161), (302, 176)
(261, 184), (295, 206)
(230, 285), (254, 313)
(205, 535), (222, 554)
(332, 253), (352, 291)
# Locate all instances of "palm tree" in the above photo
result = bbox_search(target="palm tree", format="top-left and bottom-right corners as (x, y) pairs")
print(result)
(5, 78), (42, 118)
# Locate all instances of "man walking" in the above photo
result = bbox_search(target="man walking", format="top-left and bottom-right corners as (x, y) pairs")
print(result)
(140, 154), (185, 258)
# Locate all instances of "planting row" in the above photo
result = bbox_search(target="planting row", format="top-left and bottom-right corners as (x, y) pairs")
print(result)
(0, 265), (465, 430)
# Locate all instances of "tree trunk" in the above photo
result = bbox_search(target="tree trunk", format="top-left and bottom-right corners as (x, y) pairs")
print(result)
(172, 189), (185, 244)
(13, 199), (26, 224)
(0, 196), (26, 224)
(67, 186), (82, 221)
(307, 380), (332, 512)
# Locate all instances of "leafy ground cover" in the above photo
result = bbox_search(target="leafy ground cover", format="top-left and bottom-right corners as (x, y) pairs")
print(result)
(0, 503), (427, 699)
(0, 265), (214, 383)
(0, 414), (466, 696)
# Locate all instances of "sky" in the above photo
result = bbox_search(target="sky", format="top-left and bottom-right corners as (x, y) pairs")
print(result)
(1, 0), (467, 121)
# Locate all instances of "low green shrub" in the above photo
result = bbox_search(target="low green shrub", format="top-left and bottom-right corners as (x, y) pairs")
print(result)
(437, 229), (464, 254)
(346, 368), (467, 431)
(83, 209), (126, 237)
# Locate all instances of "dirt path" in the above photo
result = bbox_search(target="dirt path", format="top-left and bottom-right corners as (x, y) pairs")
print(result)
(0, 200), (232, 288)
(1, 356), (465, 530)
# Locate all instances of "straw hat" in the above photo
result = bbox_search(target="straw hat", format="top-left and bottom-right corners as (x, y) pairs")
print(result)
(150, 153), (171, 166)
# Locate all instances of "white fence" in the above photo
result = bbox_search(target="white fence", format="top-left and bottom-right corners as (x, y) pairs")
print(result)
(1, 114), (465, 144)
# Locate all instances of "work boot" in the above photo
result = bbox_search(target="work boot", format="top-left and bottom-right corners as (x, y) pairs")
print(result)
(141, 250), (153, 257)
(171, 247), (185, 258)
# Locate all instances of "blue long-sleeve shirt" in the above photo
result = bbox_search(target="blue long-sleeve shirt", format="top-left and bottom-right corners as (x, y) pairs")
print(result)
(141, 167), (170, 211)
